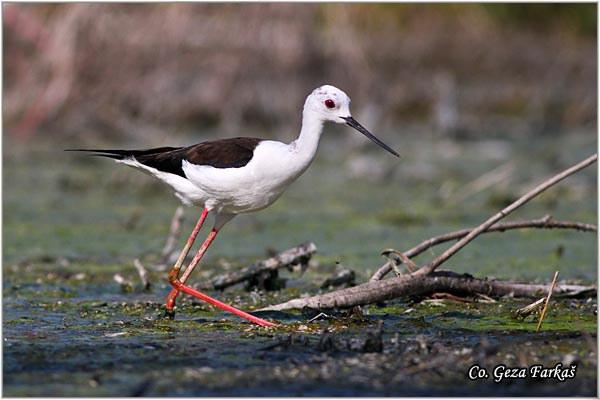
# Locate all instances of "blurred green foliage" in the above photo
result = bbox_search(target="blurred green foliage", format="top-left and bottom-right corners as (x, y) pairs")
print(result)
(482, 3), (597, 35)
(319, 3), (597, 36)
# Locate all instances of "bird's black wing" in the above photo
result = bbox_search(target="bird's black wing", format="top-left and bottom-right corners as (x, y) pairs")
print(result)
(67, 137), (263, 178)
(182, 137), (263, 169)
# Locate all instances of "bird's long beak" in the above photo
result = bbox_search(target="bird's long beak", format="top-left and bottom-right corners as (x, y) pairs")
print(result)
(342, 116), (400, 158)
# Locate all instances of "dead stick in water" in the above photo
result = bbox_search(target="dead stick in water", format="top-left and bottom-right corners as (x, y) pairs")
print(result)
(196, 242), (317, 290)
(515, 298), (545, 320)
(536, 271), (559, 332)
(160, 206), (185, 264)
(134, 258), (152, 290)
(259, 271), (595, 311)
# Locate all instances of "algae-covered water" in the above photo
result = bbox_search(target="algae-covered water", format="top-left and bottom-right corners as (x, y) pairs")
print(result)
(3, 132), (597, 396)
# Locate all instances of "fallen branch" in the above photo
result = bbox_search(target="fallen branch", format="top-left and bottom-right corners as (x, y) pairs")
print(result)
(259, 271), (596, 311)
(515, 298), (545, 320)
(320, 267), (356, 289)
(133, 258), (152, 291)
(370, 217), (597, 281)
(414, 153), (597, 276)
(263, 154), (597, 311)
(113, 273), (134, 290)
(196, 242), (317, 290)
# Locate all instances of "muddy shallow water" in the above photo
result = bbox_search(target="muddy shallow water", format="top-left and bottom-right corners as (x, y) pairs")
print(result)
(3, 290), (597, 396)
(3, 132), (597, 396)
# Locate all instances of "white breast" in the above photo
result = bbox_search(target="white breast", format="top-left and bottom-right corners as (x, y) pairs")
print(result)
(180, 140), (315, 214)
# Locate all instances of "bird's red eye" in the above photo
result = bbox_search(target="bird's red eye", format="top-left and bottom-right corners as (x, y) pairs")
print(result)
(324, 99), (335, 109)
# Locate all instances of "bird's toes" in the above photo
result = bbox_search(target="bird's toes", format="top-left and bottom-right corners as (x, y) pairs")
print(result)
(163, 309), (176, 320)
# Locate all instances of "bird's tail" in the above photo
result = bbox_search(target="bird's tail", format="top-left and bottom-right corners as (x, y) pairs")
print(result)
(65, 147), (182, 160)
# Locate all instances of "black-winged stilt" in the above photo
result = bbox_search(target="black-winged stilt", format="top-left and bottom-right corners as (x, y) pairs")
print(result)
(70, 85), (399, 327)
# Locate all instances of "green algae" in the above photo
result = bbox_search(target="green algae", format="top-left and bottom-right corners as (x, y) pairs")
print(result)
(4, 294), (596, 396)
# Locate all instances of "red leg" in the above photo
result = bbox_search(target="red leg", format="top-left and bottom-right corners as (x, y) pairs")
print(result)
(167, 227), (278, 327)
(180, 228), (218, 285)
(170, 278), (278, 327)
(165, 208), (208, 315)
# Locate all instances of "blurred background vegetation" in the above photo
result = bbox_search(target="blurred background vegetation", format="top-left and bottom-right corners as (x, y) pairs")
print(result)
(3, 3), (597, 277)
(3, 3), (597, 144)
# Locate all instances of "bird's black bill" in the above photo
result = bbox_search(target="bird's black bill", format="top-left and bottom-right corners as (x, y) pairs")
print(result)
(342, 116), (400, 158)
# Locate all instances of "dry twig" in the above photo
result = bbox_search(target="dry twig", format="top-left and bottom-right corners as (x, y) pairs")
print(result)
(371, 216), (597, 281)
(536, 271), (559, 332)
(381, 249), (419, 275)
(113, 273), (134, 289)
(159, 206), (185, 265)
(133, 259), (152, 291)
(414, 154), (597, 277)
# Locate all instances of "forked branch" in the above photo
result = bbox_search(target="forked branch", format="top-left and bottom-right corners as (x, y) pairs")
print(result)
(413, 153), (597, 277)
(370, 217), (597, 281)
(262, 154), (597, 311)
(259, 271), (595, 311)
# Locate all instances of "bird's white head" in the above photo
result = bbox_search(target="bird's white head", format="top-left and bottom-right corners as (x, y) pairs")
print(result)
(303, 85), (400, 157)
(303, 85), (352, 124)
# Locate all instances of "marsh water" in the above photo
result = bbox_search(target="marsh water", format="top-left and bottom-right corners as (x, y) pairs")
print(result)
(3, 132), (597, 396)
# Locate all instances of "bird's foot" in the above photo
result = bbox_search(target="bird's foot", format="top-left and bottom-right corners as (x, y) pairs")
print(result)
(164, 286), (180, 320)
(163, 308), (176, 320)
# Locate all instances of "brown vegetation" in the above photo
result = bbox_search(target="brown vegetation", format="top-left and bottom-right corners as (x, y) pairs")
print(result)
(4, 3), (596, 142)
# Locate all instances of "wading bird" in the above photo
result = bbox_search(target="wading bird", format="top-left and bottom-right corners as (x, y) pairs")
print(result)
(71, 85), (399, 326)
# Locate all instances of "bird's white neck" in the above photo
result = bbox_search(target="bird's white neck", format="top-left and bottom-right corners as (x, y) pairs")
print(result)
(290, 112), (324, 166)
